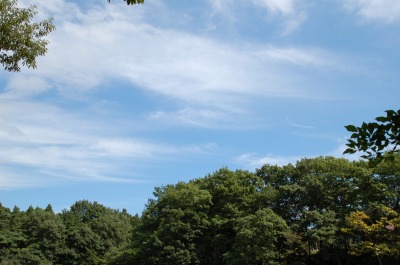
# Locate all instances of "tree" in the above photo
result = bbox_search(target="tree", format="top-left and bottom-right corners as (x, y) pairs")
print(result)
(195, 168), (262, 265)
(21, 206), (66, 264)
(344, 110), (400, 163)
(60, 200), (134, 264)
(137, 182), (212, 265)
(107, 0), (144, 5)
(372, 154), (400, 211)
(342, 205), (400, 265)
(0, 0), (55, 72)
(225, 208), (289, 265)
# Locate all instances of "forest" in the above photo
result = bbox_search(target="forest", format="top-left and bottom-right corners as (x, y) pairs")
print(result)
(1, 155), (400, 265)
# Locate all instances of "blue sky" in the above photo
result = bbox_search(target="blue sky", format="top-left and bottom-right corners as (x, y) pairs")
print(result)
(1, 0), (400, 214)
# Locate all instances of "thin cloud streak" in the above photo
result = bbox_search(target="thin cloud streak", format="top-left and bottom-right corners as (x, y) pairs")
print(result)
(237, 153), (301, 169)
(252, 0), (307, 34)
(252, 0), (297, 15)
(0, 0), (376, 191)
(147, 107), (261, 129)
(344, 0), (400, 24)
(208, 0), (307, 34)
(4, 0), (352, 135)
(0, 100), (220, 188)
(237, 141), (364, 170)
(13, 0), (345, 103)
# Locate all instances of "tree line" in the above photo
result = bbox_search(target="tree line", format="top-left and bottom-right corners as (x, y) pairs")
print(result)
(1, 155), (400, 265)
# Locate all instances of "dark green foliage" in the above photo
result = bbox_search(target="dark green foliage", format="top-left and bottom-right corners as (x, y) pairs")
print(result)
(344, 110), (400, 163)
(131, 157), (400, 265)
(21, 207), (66, 263)
(2, 156), (400, 264)
(60, 200), (134, 264)
(225, 208), (289, 265)
(0, 201), (136, 265)
(137, 182), (212, 265)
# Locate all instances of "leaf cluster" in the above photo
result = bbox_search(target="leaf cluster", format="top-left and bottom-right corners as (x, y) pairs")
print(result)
(0, 0), (55, 72)
(344, 110), (400, 164)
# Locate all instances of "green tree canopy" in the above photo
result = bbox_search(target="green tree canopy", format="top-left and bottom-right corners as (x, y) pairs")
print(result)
(225, 208), (289, 265)
(2, 156), (400, 264)
(0, 0), (55, 72)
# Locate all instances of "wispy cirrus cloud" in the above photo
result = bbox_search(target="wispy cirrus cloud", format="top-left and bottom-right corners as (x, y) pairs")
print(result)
(0, 0), (363, 189)
(236, 152), (301, 169)
(236, 141), (364, 170)
(147, 107), (262, 129)
(207, 0), (307, 34)
(253, 0), (297, 15)
(0, 99), (220, 189)
(344, 0), (400, 24)
(17, 1), (317, 98)
(252, 0), (307, 34)
(10, 0), (346, 124)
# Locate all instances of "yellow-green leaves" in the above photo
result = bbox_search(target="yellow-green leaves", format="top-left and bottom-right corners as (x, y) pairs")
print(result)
(342, 206), (400, 264)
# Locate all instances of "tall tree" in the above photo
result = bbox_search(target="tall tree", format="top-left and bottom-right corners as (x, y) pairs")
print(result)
(371, 154), (400, 211)
(0, 0), (55, 72)
(137, 182), (212, 265)
(21, 206), (66, 264)
(60, 200), (134, 264)
(225, 208), (289, 265)
(195, 168), (262, 265)
(342, 205), (400, 265)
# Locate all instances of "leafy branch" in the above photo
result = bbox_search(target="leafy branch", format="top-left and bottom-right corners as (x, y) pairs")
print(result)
(344, 110), (400, 163)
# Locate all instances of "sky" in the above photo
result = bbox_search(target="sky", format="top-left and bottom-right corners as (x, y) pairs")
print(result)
(1, 0), (400, 215)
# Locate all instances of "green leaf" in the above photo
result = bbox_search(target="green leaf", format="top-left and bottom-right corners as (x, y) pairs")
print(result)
(343, 148), (356, 154)
(345, 125), (358, 133)
(376, 116), (388, 122)
(386, 110), (396, 117)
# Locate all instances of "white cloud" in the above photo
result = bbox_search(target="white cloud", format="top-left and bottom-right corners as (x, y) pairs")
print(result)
(237, 153), (301, 169)
(0, 0), (361, 189)
(147, 107), (260, 129)
(207, 0), (307, 34)
(329, 139), (364, 162)
(3, 75), (50, 99)
(252, 0), (307, 34)
(0, 100), (219, 189)
(344, 0), (400, 23)
(256, 46), (339, 68)
(3, 0), (343, 120)
(8, 0), (345, 105)
(207, 0), (236, 22)
(286, 118), (314, 129)
(236, 141), (365, 170)
(148, 108), (230, 128)
(252, 0), (297, 15)
(0, 168), (46, 189)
